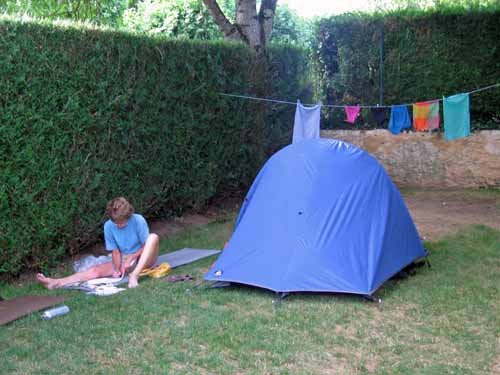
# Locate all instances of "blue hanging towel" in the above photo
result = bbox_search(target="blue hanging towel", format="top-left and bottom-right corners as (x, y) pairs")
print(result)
(443, 93), (470, 141)
(388, 105), (411, 135)
(292, 100), (321, 144)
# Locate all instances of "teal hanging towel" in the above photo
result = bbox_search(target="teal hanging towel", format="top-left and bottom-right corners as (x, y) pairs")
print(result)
(443, 93), (470, 141)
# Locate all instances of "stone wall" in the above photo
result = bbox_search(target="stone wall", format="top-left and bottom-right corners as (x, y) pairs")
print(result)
(321, 130), (500, 188)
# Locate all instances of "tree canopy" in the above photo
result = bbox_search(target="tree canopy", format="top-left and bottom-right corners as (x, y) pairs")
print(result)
(0, 0), (494, 48)
(0, 0), (311, 48)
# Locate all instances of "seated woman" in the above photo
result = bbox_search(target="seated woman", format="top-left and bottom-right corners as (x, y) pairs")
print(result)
(37, 197), (159, 289)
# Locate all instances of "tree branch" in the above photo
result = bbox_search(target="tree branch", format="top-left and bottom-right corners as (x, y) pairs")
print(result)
(202, 0), (242, 41)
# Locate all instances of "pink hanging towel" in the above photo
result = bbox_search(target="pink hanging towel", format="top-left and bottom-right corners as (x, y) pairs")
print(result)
(344, 105), (361, 124)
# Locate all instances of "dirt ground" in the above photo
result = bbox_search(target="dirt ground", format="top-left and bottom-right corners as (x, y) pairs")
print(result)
(147, 189), (500, 243)
(403, 189), (500, 240)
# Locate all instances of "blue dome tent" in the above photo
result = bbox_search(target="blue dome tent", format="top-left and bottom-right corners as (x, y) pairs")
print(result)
(205, 139), (426, 296)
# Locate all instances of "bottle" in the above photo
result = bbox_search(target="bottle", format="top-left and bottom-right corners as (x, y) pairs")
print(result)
(40, 305), (70, 320)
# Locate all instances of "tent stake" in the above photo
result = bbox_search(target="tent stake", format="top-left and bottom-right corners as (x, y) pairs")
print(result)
(272, 292), (289, 306)
(363, 295), (383, 311)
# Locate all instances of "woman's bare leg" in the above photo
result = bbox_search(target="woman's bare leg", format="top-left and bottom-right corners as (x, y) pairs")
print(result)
(128, 233), (160, 288)
(37, 262), (115, 290)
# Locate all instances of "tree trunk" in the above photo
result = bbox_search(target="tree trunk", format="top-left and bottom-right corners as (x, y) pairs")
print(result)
(259, 0), (278, 47)
(202, 0), (278, 52)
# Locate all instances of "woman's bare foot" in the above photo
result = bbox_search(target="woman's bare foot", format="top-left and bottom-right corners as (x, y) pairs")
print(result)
(36, 273), (60, 290)
(128, 274), (139, 288)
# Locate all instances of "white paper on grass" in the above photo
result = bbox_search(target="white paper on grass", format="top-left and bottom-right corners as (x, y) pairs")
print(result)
(85, 277), (125, 286)
(86, 285), (126, 296)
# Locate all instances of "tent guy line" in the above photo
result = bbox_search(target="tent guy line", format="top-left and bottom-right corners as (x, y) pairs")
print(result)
(219, 82), (500, 109)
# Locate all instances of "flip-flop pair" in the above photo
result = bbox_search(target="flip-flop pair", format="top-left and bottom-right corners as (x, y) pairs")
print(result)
(139, 263), (171, 278)
(164, 274), (194, 282)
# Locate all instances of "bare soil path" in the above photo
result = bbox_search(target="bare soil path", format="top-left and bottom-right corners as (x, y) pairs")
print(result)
(403, 189), (500, 240)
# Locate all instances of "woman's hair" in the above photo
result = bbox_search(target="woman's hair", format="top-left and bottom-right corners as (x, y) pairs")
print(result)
(105, 197), (134, 222)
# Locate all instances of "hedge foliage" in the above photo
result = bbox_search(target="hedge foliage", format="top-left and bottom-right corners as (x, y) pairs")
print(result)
(0, 17), (310, 276)
(313, 8), (500, 130)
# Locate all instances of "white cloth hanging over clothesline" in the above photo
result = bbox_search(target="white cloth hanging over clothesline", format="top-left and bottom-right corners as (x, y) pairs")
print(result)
(292, 100), (321, 144)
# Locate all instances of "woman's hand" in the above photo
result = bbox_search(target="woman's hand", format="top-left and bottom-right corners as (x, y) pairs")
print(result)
(112, 269), (122, 278)
(126, 248), (143, 271)
(123, 253), (140, 272)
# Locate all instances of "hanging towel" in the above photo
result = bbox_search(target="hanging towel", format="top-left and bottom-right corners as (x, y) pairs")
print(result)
(371, 107), (389, 128)
(413, 101), (431, 131)
(443, 93), (470, 141)
(428, 100), (440, 130)
(292, 100), (321, 144)
(344, 105), (361, 124)
(388, 105), (411, 135)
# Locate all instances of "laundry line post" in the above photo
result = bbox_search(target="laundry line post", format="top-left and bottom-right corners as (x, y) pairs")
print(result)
(379, 22), (384, 106)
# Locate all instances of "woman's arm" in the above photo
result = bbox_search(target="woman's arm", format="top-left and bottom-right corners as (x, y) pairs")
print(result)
(111, 249), (122, 277)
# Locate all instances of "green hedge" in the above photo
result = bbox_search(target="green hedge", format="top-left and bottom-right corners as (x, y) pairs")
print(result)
(313, 8), (500, 130)
(0, 17), (310, 276)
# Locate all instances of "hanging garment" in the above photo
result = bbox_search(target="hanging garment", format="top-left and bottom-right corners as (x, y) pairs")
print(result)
(292, 100), (321, 144)
(427, 100), (440, 130)
(371, 107), (389, 127)
(443, 93), (470, 141)
(388, 105), (411, 135)
(413, 101), (431, 131)
(344, 105), (361, 124)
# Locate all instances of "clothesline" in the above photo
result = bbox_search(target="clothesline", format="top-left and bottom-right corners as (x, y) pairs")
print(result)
(219, 82), (500, 109)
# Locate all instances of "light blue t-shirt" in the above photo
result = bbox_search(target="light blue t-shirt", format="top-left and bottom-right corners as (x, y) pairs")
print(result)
(104, 214), (149, 255)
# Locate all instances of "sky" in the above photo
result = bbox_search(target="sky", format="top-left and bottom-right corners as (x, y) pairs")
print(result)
(281, 0), (376, 18)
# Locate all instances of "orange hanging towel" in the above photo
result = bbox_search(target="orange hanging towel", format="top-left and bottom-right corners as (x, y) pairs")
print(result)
(413, 101), (431, 131)
(413, 100), (440, 131)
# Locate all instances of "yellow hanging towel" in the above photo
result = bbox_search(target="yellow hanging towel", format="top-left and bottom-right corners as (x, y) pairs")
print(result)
(139, 263), (171, 278)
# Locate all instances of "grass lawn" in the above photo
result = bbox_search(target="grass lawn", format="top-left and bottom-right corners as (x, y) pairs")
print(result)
(1, 217), (498, 374)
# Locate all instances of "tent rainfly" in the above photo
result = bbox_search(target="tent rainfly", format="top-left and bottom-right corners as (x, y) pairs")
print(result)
(205, 138), (427, 296)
